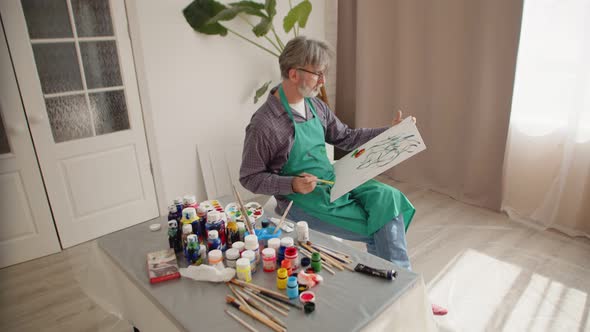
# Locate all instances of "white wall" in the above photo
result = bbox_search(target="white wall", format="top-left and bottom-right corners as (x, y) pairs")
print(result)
(126, 0), (328, 212)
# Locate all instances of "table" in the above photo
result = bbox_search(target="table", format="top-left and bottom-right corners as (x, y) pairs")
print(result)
(78, 198), (437, 332)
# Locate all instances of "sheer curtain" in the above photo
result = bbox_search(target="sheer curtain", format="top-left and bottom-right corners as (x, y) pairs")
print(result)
(502, 0), (590, 238)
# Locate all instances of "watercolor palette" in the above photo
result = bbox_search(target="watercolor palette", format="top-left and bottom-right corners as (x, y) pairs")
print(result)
(199, 200), (224, 213)
(225, 201), (264, 221)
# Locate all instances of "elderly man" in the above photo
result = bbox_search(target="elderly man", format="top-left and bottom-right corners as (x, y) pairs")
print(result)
(240, 36), (447, 316)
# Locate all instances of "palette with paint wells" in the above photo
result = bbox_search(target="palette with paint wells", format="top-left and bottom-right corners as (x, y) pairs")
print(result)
(225, 202), (264, 222)
(199, 200), (224, 213)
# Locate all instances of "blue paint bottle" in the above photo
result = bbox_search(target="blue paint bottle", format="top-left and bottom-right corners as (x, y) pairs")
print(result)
(287, 276), (299, 299)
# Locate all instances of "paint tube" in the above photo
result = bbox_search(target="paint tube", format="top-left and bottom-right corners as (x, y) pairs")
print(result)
(354, 263), (396, 280)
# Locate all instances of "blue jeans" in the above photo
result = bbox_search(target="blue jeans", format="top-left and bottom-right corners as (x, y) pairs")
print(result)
(287, 205), (411, 270)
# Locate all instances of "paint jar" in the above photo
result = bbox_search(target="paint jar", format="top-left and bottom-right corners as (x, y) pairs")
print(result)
(196, 206), (208, 243)
(206, 211), (226, 251)
(262, 248), (276, 272)
(208, 249), (223, 267)
(280, 237), (294, 248)
(181, 207), (198, 231)
(261, 218), (270, 228)
(236, 258), (252, 282)
(285, 247), (299, 269)
(300, 257), (311, 270)
(173, 197), (183, 217)
(276, 268), (288, 289)
(225, 248), (240, 268)
(226, 220), (239, 248)
(199, 245), (207, 265)
(186, 234), (199, 265)
(311, 252), (321, 272)
(181, 223), (193, 251)
(286, 276), (299, 299)
(232, 241), (245, 254)
(207, 230), (220, 251)
(277, 246), (286, 266)
(244, 234), (260, 263)
(296, 221), (309, 243)
(183, 194), (199, 210)
(241, 250), (257, 273)
(268, 238), (281, 253)
(281, 259), (292, 275)
(167, 204), (181, 222)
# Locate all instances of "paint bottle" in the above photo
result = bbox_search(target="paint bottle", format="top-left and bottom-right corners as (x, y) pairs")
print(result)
(280, 237), (294, 248)
(167, 219), (181, 253)
(173, 197), (183, 217)
(206, 211), (226, 251)
(261, 218), (270, 228)
(181, 223), (193, 251)
(186, 234), (199, 265)
(237, 222), (246, 241)
(225, 247), (240, 268)
(280, 259), (292, 275)
(284, 247), (299, 269)
(296, 221), (309, 243)
(241, 250), (257, 273)
(196, 206), (208, 244)
(277, 246), (286, 266)
(276, 268), (288, 289)
(262, 248), (276, 272)
(207, 230), (221, 251)
(286, 276), (299, 299)
(311, 252), (322, 272)
(268, 238), (281, 253)
(198, 244), (207, 265)
(232, 241), (245, 255)
(244, 234), (260, 264)
(226, 220), (239, 248)
(236, 258), (252, 282)
(300, 257), (311, 270)
(208, 249), (223, 267)
(181, 207), (199, 240)
(167, 204), (181, 222)
(183, 194), (199, 210)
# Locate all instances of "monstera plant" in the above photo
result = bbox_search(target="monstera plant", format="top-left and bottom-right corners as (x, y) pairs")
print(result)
(183, 0), (329, 104)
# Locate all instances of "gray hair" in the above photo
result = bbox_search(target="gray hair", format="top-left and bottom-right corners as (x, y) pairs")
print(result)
(279, 36), (333, 79)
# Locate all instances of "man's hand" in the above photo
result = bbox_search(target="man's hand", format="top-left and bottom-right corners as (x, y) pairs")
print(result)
(392, 110), (417, 126)
(292, 173), (317, 194)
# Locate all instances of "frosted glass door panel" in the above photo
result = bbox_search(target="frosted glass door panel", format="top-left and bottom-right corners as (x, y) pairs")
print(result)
(80, 41), (123, 89)
(21, 0), (72, 38)
(90, 90), (129, 134)
(32, 43), (82, 94)
(71, 0), (114, 37)
(45, 94), (93, 142)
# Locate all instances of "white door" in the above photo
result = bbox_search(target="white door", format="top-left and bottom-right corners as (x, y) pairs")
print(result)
(1, 0), (159, 248)
(0, 22), (61, 268)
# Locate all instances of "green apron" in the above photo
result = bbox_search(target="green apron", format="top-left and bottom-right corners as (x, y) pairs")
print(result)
(278, 85), (415, 236)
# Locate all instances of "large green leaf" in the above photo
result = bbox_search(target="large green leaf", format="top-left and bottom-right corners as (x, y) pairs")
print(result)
(207, 7), (243, 24)
(183, 0), (228, 36)
(229, 1), (266, 17)
(254, 81), (272, 103)
(283, 0), (312, 33)
(252, 16), (272, 37)
(265, 0), (276, 19)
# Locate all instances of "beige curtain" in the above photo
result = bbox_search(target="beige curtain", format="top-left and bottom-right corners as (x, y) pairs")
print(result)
(502, 0), (590, 238)
(336, 0), (523, 210)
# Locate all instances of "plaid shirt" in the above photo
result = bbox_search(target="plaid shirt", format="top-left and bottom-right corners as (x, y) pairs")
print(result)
(240, 86), (388, 211)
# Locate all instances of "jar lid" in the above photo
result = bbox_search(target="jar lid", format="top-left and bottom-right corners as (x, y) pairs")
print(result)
(208, 249), (222, 261)
(207, 211), (221, 222)
(281, 259), (291, 269)
(236, 257), (250, 268)
(174, 197), (183, 204)
(277, 268), (288, 278)
(197, 206), (208, 215)
(182, 224), (192, 234)
(300, 257), (311, 267)
(287, 276), (298, 286)
(168, 204), (178, 213)
(268, 238), (281, 248)
(280, 237), (294, 248)
(285, 247), (297, 256)
(208, 230), (219, 239)
(241, 250), (255, 260)
(232, 241), (245, 250)
(225, 248), (240, 259)
(296, 221), (308, 229)
(182, 207), (197, 219)
(262, 248), (275, 257)
(299, 291), (316, 303)
(244, 234), (258, 248)
(183, 195), (196, 204)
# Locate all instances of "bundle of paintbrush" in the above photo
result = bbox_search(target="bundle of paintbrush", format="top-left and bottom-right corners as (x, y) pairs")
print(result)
(298, 241), (355, 272)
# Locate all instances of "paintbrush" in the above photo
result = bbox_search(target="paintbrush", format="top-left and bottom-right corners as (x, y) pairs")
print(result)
(226, 295), (286, 332)
(297, 174), (334, 185)
(232, 184), (254, 234)
(225, 309), (259, 332)
(242, 288), (289, 316)
(235, 287), (287, 328)
(272, 200), (293, 234)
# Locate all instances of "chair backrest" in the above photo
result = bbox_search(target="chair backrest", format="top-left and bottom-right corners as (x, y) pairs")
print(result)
(197, 141), (261, 201)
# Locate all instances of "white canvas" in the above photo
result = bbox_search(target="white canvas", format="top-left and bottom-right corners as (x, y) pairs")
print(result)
(331, 117), (427, 202)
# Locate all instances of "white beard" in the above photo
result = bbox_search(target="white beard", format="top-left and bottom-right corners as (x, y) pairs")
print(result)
(298, 82), (321, 98)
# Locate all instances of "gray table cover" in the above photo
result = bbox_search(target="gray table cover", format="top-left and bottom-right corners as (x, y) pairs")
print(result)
(97, 198), (419, 331)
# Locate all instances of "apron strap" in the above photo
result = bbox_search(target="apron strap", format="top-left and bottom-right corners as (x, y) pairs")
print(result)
(278, 84), (318, 123)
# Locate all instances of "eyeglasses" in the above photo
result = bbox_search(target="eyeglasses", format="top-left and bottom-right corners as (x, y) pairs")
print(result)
(297, 68), (325, 80)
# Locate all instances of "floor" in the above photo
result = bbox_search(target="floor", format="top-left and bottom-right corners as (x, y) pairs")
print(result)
(1, 175), (589, 331)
